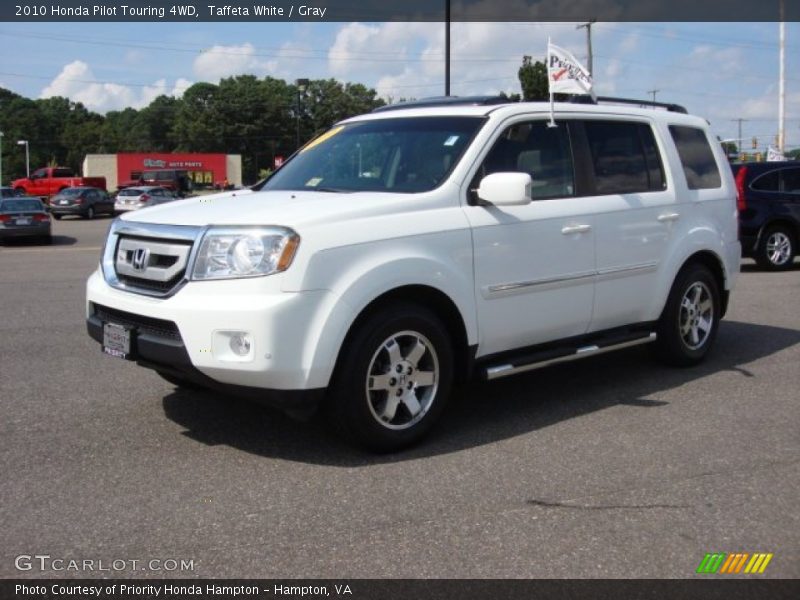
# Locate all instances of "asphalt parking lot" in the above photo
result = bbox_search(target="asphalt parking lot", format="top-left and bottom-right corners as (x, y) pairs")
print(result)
(0, 216), (798, 579)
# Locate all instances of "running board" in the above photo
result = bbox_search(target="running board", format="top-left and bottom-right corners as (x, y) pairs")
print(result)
(484, 332), (657, 381)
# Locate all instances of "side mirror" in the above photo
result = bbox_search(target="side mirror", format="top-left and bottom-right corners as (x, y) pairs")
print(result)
(476, 172), (532, 206)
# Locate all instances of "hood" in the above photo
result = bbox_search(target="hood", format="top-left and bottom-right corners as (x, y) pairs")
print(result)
(119, 188), (425, 230)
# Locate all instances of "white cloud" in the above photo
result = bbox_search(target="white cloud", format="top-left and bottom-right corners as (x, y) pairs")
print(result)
(193, 43), (271, 80)
(330, 22), (588, 101)
(40, 60), (189, 113)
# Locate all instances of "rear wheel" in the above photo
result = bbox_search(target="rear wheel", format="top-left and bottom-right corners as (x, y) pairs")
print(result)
(85, 206), (95, 220)
(756, 226), (795, 270)
(327, 304), (454, 452)
(654, 263), (720, 366)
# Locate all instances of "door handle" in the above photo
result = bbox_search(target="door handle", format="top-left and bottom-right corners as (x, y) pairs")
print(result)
(561, 224), (592, 234)
(657, 213), (680, 223)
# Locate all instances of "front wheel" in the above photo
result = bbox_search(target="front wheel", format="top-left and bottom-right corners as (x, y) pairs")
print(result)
(654, 264), (720, 366)
(327, 304), (454, 452)
(85, 206), (95, 220)
(756, 226), (795, 270)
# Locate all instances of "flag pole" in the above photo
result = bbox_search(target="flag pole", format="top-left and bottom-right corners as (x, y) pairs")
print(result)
(547, 38), (556, 127)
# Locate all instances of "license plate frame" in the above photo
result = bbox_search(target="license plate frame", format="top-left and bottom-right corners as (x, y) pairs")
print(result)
(102, 322), (134, 360)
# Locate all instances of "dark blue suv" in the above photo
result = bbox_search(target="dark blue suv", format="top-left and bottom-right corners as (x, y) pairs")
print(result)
(733, 161), (800, 270)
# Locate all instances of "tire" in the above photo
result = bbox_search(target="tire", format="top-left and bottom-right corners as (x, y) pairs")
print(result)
(156, 371), (205, 390)
(755, 226), (795, 271)
(85, 206), (95, 220)
(41, 235), (53, 245)
(53, 214), (62, 220)
(654, 264), (720, 367)
(327, 303), (454, 452)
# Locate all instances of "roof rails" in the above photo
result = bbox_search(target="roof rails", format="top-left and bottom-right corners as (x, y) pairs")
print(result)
(568, 95), (688, 114)
(372, 95), (510, 113)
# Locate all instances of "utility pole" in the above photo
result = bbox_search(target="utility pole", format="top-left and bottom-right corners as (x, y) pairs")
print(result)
(445, 0), (451, 96)
(731, 118), (748, 154)
(778, 0), (786, 153)
(647, 89), (660, 103)
(576, 20), (596, 75)
(0, 131), (3, 186)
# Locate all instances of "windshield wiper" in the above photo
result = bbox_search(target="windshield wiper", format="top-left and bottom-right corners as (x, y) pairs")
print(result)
(309, 187), (351, 193)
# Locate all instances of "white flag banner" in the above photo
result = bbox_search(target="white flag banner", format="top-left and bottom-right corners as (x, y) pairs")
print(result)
(766, 146), (787, 162)
(547, 41), (596, 99)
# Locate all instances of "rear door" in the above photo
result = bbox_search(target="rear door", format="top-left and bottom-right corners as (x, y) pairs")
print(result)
(575, 118), (677, 332)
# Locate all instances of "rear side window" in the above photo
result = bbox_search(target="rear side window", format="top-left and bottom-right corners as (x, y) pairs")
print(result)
(53, 168), (73, 178)
(584, 121), (665, 194)
(751, 170), (780, 192)
(781, 168), (800, 193)
(669, 125), (721, 190)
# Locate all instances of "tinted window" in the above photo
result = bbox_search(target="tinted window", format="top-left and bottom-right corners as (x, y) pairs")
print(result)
(1, 199), (43, 212)
(781, 167), (800, 193)
(751, 170), (780, 192)
(479, 120), (575, 199)
(669, 125), (722, 189)
(585, 121), (658, 194)
(53, 168), (72, 178)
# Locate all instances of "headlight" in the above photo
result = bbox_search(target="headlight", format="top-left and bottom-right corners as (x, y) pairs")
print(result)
(191, 226), (300, 280)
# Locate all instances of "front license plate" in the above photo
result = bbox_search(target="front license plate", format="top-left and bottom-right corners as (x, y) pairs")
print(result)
(102, 322), (133, 360)
(60, 200), (68, 205)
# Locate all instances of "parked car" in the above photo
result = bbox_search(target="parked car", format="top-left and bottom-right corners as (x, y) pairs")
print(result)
(733, 161), (800, 270)
(0, 197), (51, 244)
(49, 187), (114, 220)
(86, 96), (740, 451)
(117, 169), (192, 196)
(114, 186), (177, 213)
(1, 186), (26, 198)
(11, 166), (106, 200)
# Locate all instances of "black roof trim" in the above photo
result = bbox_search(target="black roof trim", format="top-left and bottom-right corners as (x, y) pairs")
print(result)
(372, 96), (510, 113)
(568, 95), (688, 114)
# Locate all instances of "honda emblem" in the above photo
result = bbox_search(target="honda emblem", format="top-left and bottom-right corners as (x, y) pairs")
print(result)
(131, 247), (150, 272)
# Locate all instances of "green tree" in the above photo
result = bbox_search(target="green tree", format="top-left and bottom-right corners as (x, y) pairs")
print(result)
(518, 56), (549, 101)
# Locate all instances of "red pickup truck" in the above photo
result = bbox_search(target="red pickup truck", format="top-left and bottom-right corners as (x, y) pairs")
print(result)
(12, 167), (106, 200)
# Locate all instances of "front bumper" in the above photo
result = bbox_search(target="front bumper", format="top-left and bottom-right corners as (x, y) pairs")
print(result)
(86, 268), (337, 403)
(85, 311), (324, 411)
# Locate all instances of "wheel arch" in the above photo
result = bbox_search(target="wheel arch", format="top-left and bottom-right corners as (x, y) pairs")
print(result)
(673, 250), (729, 318)
(332, 284), (475, 386)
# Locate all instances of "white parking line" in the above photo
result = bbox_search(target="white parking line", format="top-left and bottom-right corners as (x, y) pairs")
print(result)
(0, 246), (102, 254)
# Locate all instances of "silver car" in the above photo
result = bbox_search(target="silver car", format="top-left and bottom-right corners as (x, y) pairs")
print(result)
(114, 186), (176, 213)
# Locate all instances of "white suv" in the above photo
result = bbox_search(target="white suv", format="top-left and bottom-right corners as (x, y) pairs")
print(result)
(86, 97), (740, 451)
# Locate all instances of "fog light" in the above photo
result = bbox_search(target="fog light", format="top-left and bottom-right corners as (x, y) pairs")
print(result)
(229, 333), (252, 356)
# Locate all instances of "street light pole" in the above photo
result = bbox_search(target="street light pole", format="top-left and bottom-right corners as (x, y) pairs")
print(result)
(295, 78), (309, 150)
(17, 140), (29, 178)
(576, 20), (596, 76)
(0, 131), (4, 186)
(445, 0), (451, 96)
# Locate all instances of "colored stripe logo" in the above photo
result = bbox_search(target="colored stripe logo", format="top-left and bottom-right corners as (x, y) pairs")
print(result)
(696, 553), (773, 574)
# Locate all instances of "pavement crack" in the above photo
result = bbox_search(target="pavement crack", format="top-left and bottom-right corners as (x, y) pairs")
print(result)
(527, 499), (690, 511)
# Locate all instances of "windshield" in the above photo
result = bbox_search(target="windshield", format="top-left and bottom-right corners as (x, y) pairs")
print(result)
(57, 188), (83, 196)
(118, 188), (145, 196)
(263, 116), (485, 194)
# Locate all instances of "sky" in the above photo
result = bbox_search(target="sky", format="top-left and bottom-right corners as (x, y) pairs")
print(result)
(0, 21), (798, 151)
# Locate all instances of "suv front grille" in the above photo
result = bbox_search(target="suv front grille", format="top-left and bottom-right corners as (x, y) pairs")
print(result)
(102, 222), (204, 298)
(92, 303), (181, 340)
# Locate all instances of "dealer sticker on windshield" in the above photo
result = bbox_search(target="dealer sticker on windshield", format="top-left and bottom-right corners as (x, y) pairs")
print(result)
(102, 322), (132, 360)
